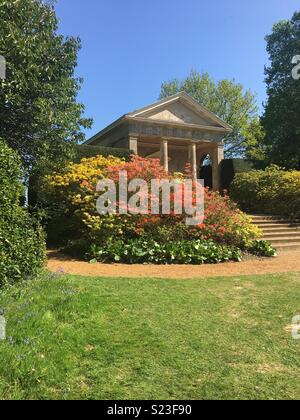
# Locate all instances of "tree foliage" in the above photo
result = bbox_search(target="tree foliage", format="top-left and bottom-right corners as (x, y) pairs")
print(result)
(160, 70), (259, 157)
(262, 11), (300, 169)
(0, 0), (92, 171)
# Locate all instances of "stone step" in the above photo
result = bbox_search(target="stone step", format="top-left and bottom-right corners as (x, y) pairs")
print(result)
(260, 227), (300, 233)
(249, 214), (300, 251)
(251, 218), (280, 222)
(250, 214), (277, 218)
(251, 216), (300, 225)
(250, 214), (299, 220)
(274, 243), (300, 251)
(254, 222), (300, 228)
(250, 216), (284, 221)
(263, 232), (300, 239)
(263, 237), (300, 245)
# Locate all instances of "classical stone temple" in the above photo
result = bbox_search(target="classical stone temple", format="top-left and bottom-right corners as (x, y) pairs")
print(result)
(86, 92), (232, 190)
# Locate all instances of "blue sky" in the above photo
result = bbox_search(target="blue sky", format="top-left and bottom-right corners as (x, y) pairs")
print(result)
(55, 0), (299, 139)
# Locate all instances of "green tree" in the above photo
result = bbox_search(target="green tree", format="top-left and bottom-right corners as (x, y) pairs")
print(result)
(262, 11), (300, 169)
(243, 118), (267, 167)
(160, 70), (259, 157)
(0, 0), (92, 172)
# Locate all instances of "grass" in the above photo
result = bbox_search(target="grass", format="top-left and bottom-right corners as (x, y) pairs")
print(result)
(0, 271), (300, 400)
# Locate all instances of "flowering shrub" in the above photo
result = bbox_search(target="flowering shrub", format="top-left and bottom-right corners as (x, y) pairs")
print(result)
(43, 154), (261, 259)
(230, 165), (300, 218)
(200, 190), (260, 246)
(130, 188), (260, 248)
(41, 155), (124, 243)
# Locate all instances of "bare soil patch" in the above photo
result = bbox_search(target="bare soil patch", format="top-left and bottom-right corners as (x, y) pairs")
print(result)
(47, 249), (300, 279)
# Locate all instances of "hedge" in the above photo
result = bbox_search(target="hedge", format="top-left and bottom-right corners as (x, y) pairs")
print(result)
(221, 158), (254, 191)
(230, 166), (300, 219)
(0, 139), (45, 287)
(74, 144), (131, 162)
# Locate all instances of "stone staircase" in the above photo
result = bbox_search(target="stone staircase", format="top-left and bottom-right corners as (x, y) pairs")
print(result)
(250, 215), (300, 251)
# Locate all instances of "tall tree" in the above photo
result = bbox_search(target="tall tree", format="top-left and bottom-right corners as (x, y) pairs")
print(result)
(0, 0), (92, 172)
(262, 11), (300, 169)
(160, 70), (259, 157)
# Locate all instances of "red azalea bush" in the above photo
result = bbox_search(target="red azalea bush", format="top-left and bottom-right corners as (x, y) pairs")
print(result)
(201, 189), (260, 246)
(106, 155), (169, 183)
(96, 155), (260, 247)
(132, 188), (260, 247)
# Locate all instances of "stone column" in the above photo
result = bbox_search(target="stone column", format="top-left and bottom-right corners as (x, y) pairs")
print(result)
(211, 143), (224, 191)
(188, 143), (197, 179)
(160, 139), (169, 172)
(191, 143), (197, 180)
(128, 136), (138, 154)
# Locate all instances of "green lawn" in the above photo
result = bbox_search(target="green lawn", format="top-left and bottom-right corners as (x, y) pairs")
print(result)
(0, 272), (300, 400)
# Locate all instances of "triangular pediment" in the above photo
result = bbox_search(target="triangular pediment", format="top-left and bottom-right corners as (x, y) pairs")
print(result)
(140, 101), (214, 125)
(127, 92), (232, 130)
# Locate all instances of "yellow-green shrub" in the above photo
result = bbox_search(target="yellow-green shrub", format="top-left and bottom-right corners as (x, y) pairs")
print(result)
(230, 166), (300, 218)
(41, 155), (124, 244)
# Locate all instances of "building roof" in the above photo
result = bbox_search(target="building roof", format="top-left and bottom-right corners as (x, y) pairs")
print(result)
(86, 92), (232, 145)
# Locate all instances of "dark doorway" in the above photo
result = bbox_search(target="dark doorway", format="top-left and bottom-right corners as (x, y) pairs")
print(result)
(199, 154), (213, 189)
